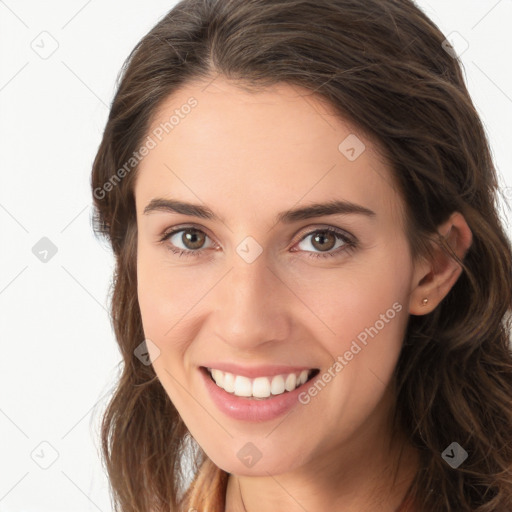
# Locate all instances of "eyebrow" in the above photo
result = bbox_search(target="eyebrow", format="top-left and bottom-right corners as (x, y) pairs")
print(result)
(142, 198), (376, 223)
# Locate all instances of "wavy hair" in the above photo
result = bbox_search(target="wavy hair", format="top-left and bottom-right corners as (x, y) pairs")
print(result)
(90, 0), (512, 510)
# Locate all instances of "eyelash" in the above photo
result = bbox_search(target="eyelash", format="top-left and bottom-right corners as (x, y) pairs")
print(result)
(158, 225), (357, 260)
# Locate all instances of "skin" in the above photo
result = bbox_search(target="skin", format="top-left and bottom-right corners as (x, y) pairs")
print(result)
(134, 77), (473, 511)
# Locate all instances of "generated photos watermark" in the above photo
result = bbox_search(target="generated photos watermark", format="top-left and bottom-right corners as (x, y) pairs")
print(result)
(298, 301), (403, 405)
(94, 96), (198, 200)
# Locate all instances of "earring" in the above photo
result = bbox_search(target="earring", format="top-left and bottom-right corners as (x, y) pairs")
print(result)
(421, 298), (429, 306)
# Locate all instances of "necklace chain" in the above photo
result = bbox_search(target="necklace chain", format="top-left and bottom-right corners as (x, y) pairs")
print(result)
(235, 475), (411, 512)
(237, 477), (248, 512)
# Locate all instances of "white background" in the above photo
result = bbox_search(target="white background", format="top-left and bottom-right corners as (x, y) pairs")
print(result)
(0, 1), (511, 510)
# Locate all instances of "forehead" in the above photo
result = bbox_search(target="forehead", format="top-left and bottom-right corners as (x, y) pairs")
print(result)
(134, 77), (404, 227)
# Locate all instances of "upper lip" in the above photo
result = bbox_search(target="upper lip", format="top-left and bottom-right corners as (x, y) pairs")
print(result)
(201, 363), (318, 379)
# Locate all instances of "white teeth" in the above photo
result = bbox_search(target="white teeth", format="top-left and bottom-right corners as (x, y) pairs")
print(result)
(285, 373), (297, 391)
(234, 375), (252, 397)
(223, 372), (235, 393)
(207, 367), (312, 398)
(253, 377), (271, 398)
(270, 375), (285, 395)
(211, 369), (224, 387)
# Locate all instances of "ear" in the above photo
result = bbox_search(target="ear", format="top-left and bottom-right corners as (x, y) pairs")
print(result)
(408, 211), (473, 315)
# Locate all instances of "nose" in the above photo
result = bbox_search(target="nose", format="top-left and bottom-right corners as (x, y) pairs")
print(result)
(211, 250), (292, 351)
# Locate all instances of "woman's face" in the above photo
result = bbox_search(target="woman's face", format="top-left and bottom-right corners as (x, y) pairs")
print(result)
(134, 77), (420, 477)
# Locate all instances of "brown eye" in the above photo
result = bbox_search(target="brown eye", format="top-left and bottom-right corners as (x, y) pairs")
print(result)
(160, 227), (216, 257)
(310, 231), (337, 252)
(294, 227), (356, 260)
(180, 229), (206, 250)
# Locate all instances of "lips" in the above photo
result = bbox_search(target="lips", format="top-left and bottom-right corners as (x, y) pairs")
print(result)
(200, 365), (321, 422)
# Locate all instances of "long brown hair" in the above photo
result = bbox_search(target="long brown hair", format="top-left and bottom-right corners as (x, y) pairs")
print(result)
(91, 0), (512, 510)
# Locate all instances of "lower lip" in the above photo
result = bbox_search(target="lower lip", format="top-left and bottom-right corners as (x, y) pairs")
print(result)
(200, 367), (318, 422)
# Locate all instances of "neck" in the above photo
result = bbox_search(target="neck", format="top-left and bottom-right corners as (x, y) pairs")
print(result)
(225, 412), (419, 512)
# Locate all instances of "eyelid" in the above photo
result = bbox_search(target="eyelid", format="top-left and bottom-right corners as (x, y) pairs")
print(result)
(159, 223), (217, 243)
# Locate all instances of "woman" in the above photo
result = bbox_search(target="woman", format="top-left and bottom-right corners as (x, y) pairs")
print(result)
(91, 0), (512, 510)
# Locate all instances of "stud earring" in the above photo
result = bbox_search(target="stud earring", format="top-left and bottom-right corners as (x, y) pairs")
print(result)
(421, 298), (429, 306)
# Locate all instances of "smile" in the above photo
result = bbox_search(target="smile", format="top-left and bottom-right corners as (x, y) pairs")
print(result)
(206, 367), (319, 399)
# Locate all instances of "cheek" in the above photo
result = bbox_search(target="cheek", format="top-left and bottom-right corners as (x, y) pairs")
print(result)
(136, 244), (219, 370)
(136, 250), (197, 406)
(137, 247), (167, 336)
(137, 243), (197, 333)
(301, 259), (409, 340)
(136, 244), (185, 366)
(296, 248), (411, 389)
(293, 272), (409, 436)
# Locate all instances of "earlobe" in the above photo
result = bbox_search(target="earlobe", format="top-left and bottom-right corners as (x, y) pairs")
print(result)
(408, 212), (473, 316)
